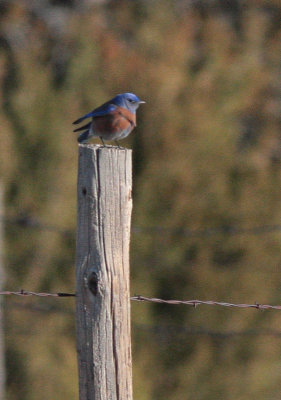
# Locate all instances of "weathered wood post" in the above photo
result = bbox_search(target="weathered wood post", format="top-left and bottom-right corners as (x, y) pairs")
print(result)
(75, 144), (133, 400)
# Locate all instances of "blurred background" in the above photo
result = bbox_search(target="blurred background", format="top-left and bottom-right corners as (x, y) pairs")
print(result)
(0, 0), (281, 399)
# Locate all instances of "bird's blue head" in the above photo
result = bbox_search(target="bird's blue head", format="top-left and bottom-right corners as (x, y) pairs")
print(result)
(112, 93), (145, 113)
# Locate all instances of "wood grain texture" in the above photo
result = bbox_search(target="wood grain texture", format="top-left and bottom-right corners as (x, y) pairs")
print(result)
(75, 145), (133, 400)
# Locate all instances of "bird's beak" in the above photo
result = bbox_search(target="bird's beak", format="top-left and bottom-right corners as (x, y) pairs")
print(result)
(139, 100), (146, 104)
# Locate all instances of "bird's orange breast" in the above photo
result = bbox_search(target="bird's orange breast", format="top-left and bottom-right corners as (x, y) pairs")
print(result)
(93, 106), (136, 135)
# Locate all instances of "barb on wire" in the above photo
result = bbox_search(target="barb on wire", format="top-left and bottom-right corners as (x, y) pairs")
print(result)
(0, 291), (281, 311)
(0, 290), (75, 297)
(131, 295), (281, 310)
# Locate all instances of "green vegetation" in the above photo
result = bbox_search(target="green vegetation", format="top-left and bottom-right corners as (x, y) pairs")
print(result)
(1, 1), (281, 399)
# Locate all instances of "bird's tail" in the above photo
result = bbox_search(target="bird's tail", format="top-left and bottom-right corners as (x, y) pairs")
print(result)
(73, 122), (91, 132)
(78, 130), (91, 143)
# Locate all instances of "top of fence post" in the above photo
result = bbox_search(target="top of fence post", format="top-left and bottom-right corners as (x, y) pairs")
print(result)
(75, 144), (133, 400)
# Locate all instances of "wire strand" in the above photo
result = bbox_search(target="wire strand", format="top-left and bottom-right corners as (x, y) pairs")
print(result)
(0, 291), (280, 310)
(0, 290), (75, 297)
(131, 295), (281, 310)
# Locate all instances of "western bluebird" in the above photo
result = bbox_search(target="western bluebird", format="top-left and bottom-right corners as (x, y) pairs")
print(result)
(73, 92), (145, 146)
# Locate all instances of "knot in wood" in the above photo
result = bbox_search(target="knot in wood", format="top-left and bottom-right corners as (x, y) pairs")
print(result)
(88, 272), (98, 296)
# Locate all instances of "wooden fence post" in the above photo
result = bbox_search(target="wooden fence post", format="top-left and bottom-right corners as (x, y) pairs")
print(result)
(75, 144), (133, 400)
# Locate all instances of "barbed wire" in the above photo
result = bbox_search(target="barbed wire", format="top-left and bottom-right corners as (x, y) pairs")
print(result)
(131, 295), (281, 310)
(5, 300), (281, 339)
(1, 290), (281, 310)
(0, 290), (75, 297)
(2, 214), (281, 239)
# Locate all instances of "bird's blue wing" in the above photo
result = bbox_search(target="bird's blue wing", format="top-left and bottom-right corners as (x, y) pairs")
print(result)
(73, 103), (116, 125)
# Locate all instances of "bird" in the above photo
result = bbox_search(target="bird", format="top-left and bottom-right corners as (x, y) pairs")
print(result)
(73, 92), (145, 146)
